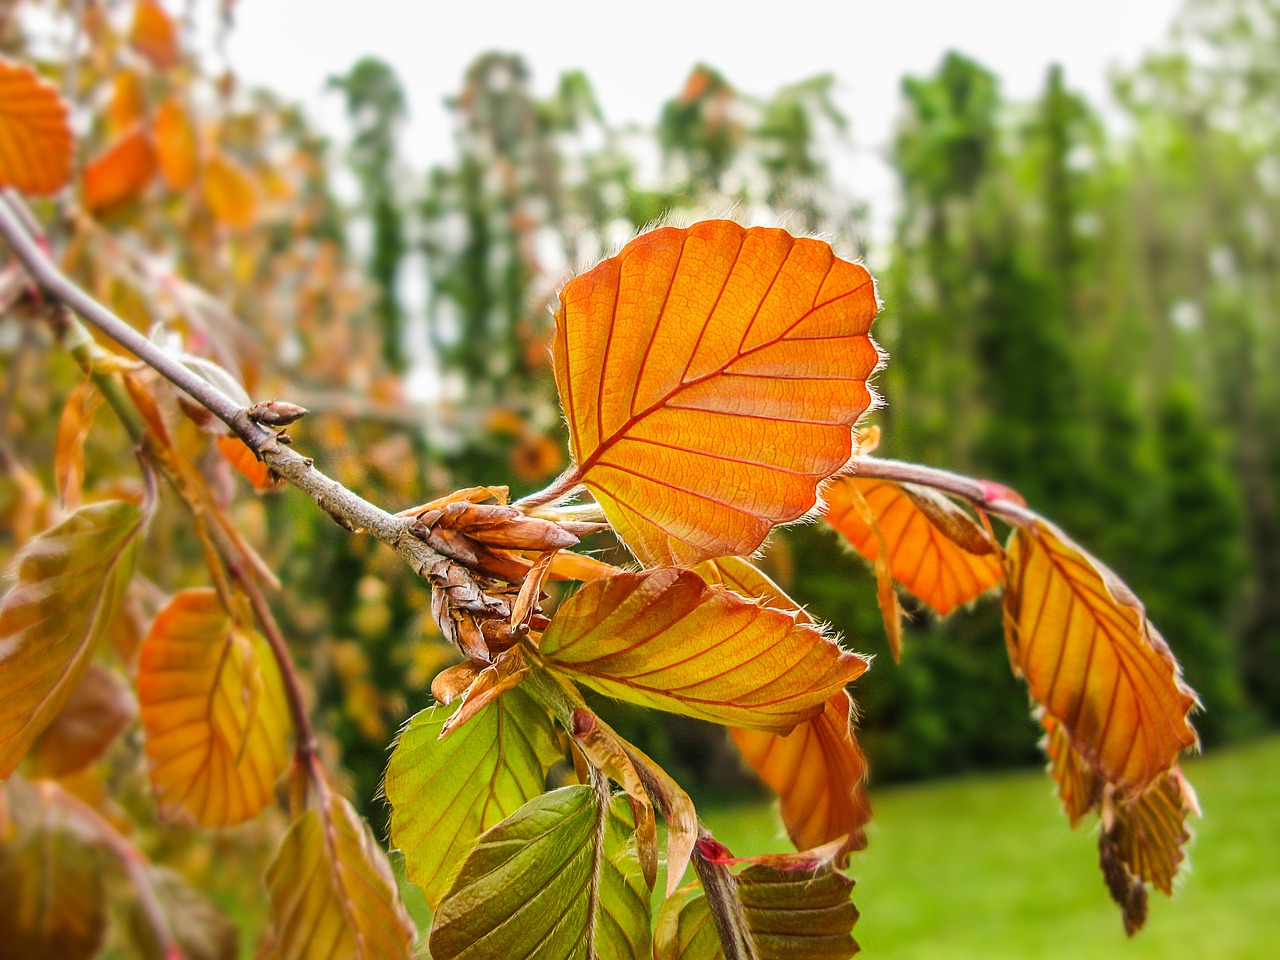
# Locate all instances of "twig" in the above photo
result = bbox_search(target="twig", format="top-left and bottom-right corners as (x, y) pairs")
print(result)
(851, 455), (1041, 527)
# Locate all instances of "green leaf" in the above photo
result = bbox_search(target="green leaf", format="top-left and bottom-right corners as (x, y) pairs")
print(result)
(655, 849), (859, 960)
(539, 569), (867, 734)
(128, 866), (237, 960)
(385, 687), (562, 908)
(265, 791), (416, 960)
(0, 500), (142, 778)
(429, 785), (651, 960)
(0, 827), (107, 960)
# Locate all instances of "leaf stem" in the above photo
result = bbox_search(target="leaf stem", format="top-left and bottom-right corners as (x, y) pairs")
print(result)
(692, 833), (759, 960)
(851, 456), (1040, 527)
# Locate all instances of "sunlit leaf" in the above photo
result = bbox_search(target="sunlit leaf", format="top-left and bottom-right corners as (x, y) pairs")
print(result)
(28, 664), (135, 779)
(654, 844), (859, 960)
(266, 791), (416, 960)
(54, 380), (103, 511)
(0, 57), (74, 195)
(129, 0), (180, 71)
(216, 435), (278, 490)
(731, 692), (870, 862)
(1041, 713), (1103, 826)
(429, 786), (650, 960)
(385, 687), (562, 909)
(539, 568), (867, 733)
(550, 219), (880, 566)
(0, 827), (107, 959)
(203, 151), (257, 228)
(696, 558), (871, 860)
(824, 476), (1002, 617)
(0, 500), (142, 778)
(154, 97), (197, 189)
(137, 589), (290, 826)
(128, 865), (237, 960)
(83, 125), (157, 213)
(1004, 520), (1198, 797)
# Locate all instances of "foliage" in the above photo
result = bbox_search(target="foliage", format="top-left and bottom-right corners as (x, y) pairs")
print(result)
(1, 0), (1271, 956)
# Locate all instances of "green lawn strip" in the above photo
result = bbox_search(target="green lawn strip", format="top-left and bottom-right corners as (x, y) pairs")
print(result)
(700, 736), (1280, 959)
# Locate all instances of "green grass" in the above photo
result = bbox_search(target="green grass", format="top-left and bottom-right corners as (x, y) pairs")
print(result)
(700, 736), (1280, 959)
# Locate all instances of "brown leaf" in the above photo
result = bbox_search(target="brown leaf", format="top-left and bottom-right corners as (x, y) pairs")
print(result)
(0, 827), (107, 959)
(28, 664), (136, 779)
(1004, 520), (1198, 797)
(0, 57), (74, 195)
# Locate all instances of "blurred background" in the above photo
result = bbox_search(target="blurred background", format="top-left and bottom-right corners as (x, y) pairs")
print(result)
(2, 0), (1277, 955)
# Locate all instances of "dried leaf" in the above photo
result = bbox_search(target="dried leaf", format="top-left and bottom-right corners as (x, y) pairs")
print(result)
(825, 476), (1002, 617)
(266, 791), (415, 960)
(385, 687), (562, 908)
(128, 866), (237, 960)
(0, 501), (142, 778)
(28, 664), (135, 779)
(0, 827), (107, 959)
(1004, 520), (1198, 797)
(429, 787), (650, 960)
(0, 57), (74, 195)
(83, 125), (157, 213)
(154, 97), (197, 189)
(551, 220), (880, 566)
(203, 151), (257, 228)
(136, 589), (291, 826)
(54, 380), (104, 510)
(540, 568), (867, 734)
(129, 0), (181, 71)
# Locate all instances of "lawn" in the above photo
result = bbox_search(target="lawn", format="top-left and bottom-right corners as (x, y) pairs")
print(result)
(700, 735), (1280, 959)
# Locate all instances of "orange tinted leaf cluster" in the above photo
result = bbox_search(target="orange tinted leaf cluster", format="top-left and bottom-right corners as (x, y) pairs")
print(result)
(539, 568), (867, 733)
(550, 219), (880, 566)
(137, 589), (290, 826)
(0, 57), (74, 195)
(825, 476), (1002, 618)
(1004, 520), (1198, 798)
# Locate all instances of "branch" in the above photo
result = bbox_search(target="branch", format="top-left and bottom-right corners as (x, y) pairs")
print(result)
(851, 455), (1041, 527)
(0, 195), (447, 577)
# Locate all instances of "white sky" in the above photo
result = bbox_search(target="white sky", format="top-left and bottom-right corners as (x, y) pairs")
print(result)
(227, 0), (1185, 237)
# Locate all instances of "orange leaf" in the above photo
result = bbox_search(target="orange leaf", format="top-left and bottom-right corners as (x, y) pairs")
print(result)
(28, 664), (135, 779)
(539, 567), (868, 733)
(137, 589), (291, 826)
(549, 220), (880, 566)
(203, 151), (257, 228)
(54, 379), (104, 510)
(153, 97), (197, 189)
(129, 0), (181, 71)
(1041, 713), (1103, 826)
(731, 692), (871, 863)
(1101, 766), (1198, 899)
(107, 69), (145, 134)
(825, 476), (1003, 617)
(0, 57), (74, 195)
(695, 554), (815, 624)
(82, 125), (157, 213)
(1003, 520), (1198, 798)
(216, 435), (277, 490)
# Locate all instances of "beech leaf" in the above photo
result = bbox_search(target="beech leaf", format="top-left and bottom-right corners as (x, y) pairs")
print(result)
(550, 219), (880, 566)
(539, 568), (868, 734)
(54, 380), (104, 511)
(0, 827), (107, 960)
(154, 98), (197, 189)
(129, 0), (181, 70)
(266, 791), (416, 960)
(203, 151), (258, 229)
(0, 57), (74, 195)
(824, 476), (1002, 617)
(136, 589), (291, 826)
(1004, 520), (1198, 797)
(0, 500), (142, 778)
(429, 786), (650, 960)
(83, 125), (157, 213)
(28, 663), (136, 779)
(385, 687), (562, 909)
(128, 866), (237, 960)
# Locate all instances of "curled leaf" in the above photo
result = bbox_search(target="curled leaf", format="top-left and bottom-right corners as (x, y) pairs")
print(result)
(548, 219), (880, 566)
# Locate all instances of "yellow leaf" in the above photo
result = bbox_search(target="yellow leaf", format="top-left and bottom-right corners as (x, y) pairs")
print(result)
(203, 151), (258, 229)
(0, 501), (142, 778)
(825, 475), (1002, 617)
(546, 220), (880, 566)
(539, 567), (868, 733)
(266, 792), (416, 960)
(107, 69), (145, 134)
(0, 57), (74, 195)
(1004, 520), (1198, 798)
(137, 589), (290, 826)
(153, 97), (197, 189)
